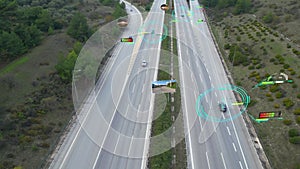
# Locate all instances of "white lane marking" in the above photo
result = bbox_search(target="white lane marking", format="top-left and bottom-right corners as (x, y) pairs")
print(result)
(132, 83), (136, 93)
(220, 152), (227, 169)
(142, 84), (145, 93)
(114, 105), (130, 154)
(113, 134), (121, 153)
(226, 126), (231, 135)
(239, 161), (244, 169)
(59, 33), (125, 169)
(141, 5), (165, 168)
(206, 152), (211, 169)
(128, 136), (134, 156)
(228, 105), (249, 169)
(232, 142), (237, 152)
(175, 1), (195, 168)
(214, 92), (217, 97)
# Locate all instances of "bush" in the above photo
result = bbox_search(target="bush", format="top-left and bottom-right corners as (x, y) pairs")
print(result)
(287, 43), (291, 48)
(266, 93), (272, 97)
(294, 108), (300, 115)
(297, 94), (300, 99)
(289, 136), (300, 144)
(283, 98), (294, 109)
(268, 97), (274, 102)
(288, 129), (299, 137)
(275, 91), (283, 98)
(269, 85), (279, 92)
(274, 103), (280, 108)
(224, 44), (231, 50)
(283, 119), (292, 125)
(296, 116), (300, 124)
(283, 64), (290, 69)
(292, 84), (297, 88)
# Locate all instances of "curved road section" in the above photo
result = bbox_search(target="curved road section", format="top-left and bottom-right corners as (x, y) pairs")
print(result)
(48, 1), (165, 169)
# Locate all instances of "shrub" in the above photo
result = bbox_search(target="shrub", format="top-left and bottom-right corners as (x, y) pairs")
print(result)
(294, 108), (300, 115)
(268, 97), (274, 102)
(269, 85), (279, 92)
(291, 71), (296, 75)
(292, 84), (297, 88)
(297, 94), (300, 99)
(224, 44), (231, 50)
(269, 58), (275, 62)
(283, 98), (294, 109)
(297, 116), (300, 124)
(289, 136), (300, 144)
(289, 129), (299, 137)
(283, 64), (290, 69)
(274, 103), (280, 108)
(275, 91), (283, 98)
(266, 93), (272, 97)
(287, 43), (291, 48)
(283, 119), (292, 125)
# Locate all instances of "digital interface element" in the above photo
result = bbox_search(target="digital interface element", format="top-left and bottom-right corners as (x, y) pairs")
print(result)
(152, 80), (176, 94)
(247, 111), (283, 123)
(160, 4), (169, 11)
(120, 37), (134, 44)
(138, 21), (168, 44)
(259, 111), (282, 119)
(196, 84), (250, 122)
(117, 18), (128, 27)
(197, 19), (205, 23)
(252, 73), (293, 89)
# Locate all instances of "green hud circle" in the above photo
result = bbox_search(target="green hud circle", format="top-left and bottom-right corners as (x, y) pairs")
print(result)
(196, 84), (250, 122)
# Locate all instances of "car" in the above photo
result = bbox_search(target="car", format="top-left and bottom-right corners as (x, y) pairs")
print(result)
(130, 9), (133, 12)
(142, 60), (147, 67)
(181, 14), (184, 17)
(219, 102), (227, 112)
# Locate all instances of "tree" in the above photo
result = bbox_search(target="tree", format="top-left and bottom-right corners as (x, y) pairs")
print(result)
(35, 10), (53, 32)
(0, 31), (26, 61)
(234, 0), (251, 14)
(55, 50), (78, 83)
(263, 12), (274, 23)
(112, 3), (127, 19)
(14, 24), (42, 48)
(67, 13), (91, 42)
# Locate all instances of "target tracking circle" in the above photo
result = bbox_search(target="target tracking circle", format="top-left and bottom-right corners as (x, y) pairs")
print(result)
(196, 84), (250, 122)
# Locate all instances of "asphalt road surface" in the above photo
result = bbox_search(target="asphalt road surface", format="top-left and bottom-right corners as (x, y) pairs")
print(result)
(173, 0), (264, 169)
(48, 1), (166, 169)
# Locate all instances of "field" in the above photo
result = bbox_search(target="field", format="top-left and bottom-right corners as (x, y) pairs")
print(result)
(205, 0), (300, 168)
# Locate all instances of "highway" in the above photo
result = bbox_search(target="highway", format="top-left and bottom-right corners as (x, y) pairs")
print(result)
(48, 0), (165, 168)
(173, 0), (264, 169)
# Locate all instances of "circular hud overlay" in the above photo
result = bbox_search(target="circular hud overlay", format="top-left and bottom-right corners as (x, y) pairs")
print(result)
(71, 11), (249, 159)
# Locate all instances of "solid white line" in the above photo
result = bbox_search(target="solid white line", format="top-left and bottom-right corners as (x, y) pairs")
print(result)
(206, 152), (211, 169)
(141, 3), (165, 168)
(214, 92), (217, 97)
(220, 152), (227, 169)
(59, 32), (125, 169)
(232, 142), (237, 152)
(239, 161), (244, 169)
(228, 106), (249, 169)
(142, 84), (145, 93)
(226, 126), (231, 136)
(175, 0), (195, 168)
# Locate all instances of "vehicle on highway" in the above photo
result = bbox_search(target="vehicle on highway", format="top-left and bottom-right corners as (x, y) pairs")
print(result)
(181, 14), (184, 17)
(142, 60), (147, 67)
(219, 102), (227, 112)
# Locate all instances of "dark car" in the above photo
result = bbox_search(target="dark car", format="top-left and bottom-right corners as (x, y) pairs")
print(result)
(219, 102), (227, 112)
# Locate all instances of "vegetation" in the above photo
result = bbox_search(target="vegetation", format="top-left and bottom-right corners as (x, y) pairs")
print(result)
(289, 129), (299, 137)
(205, 0), (300, 167)
(67, 13), (91, 42)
